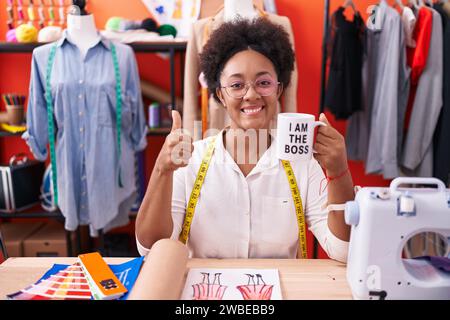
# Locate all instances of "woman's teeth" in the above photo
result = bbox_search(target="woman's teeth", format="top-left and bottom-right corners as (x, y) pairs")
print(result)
(241, 106), (263, 114)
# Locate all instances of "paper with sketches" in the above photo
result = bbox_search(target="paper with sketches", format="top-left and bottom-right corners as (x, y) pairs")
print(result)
(181, 268), (282, 300)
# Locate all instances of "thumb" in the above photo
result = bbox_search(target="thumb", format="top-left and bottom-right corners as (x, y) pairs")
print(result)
(171, 110), (182, 132)
(319, 113), (331, 126)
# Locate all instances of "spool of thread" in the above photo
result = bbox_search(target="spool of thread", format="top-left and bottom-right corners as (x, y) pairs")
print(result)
(48, 7), (55, 25)
(38, 6), (45, 22)
(399, 192), (415, 216)
(106, 17), (145, 32)
(105, 16), (122, 32)
(59, 7), (64, 25)
(6, 6), (13, 20)
(157, 24), (177, 38)
(16, 23), (38, 43)
(38, 26), (62, 42)
(17, 7), (25, 21)
(6, 28), (17, 42)
(122, 20), (142, 31)
(27, 6), (35, 21)
(149, 103), (160, 128)
(141, 18), (158, 32)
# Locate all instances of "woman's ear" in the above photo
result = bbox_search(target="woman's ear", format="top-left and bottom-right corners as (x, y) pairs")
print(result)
(216, 88), (227, 107)
(277, 83), (284, 100)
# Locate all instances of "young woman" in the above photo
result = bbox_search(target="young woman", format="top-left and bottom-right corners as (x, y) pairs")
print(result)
(135, 18), (355, 262)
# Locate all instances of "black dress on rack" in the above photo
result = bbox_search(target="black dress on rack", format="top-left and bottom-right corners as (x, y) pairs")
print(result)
(324, 7), (365, 120)
(433, 4), (450, 186)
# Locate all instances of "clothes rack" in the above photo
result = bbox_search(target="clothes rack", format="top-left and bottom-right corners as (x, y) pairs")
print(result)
(314, 0), (333, 259)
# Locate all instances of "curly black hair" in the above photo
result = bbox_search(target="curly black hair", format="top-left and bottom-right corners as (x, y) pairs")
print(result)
(199, 17), (295, 103)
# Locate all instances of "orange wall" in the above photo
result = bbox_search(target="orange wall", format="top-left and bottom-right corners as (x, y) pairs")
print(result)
(0, 1), (390, 259)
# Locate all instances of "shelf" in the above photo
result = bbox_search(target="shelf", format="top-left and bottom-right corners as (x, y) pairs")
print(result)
(0, 209), (138, 220)
(129, 41), (187, 52)
(0, 210), (63, 219)
(0, 130), (23, 137)
(147, 127), (170, 136)
(0, 41), (187, 53)
(0, 41), (186, 127)
(0, 206), (139, 257)
(0, 127), (170, 137)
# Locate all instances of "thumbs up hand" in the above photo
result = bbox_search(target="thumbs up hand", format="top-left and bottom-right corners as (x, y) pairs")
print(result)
(156, 110), (194, 174)
(171, 109), (182, 132)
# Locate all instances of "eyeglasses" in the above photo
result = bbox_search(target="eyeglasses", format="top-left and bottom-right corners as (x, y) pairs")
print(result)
(220, 79), (281, 99)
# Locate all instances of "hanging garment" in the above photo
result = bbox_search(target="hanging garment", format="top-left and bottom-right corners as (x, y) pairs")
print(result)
(402, 8), (443, 177)
(433, 4), (450, 185)
(444, 2), (450, 17)
(23, 31), (147, 235)
(344, 32), (375, 162)
(402, 6), (417, 48)
(346, 1), (410, 179)
(403, 7), (433, 133)
(324, 6), (365, 120)
(182, 9), (298, 140)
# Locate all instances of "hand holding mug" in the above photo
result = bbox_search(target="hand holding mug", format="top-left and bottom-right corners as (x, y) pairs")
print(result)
(313, 113), (348, 177)
(276, 113), (326, 161)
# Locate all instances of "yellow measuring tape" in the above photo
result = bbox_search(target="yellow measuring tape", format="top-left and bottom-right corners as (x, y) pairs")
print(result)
(178, 135), (217, 244)
(178, 135), (308, 259)
(281, 160), (307, 259)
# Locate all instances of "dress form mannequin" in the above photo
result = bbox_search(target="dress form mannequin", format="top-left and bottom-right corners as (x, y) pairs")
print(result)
(67, 14), (99, 56)
(66, 1), (100, 58)
(224, 0), (258, 22)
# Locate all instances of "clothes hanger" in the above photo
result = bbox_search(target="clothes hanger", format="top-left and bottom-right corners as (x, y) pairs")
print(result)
(394, 0), (405, 10)
(343, 0), (357, 12)
(409, 0), (420, 9)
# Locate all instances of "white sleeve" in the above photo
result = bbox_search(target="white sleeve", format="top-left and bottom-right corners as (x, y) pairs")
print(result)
(169, 166), (187, 241)
(135, 166), (187, 257)
(304, 159), (349, 263)
(136, 234), (150, 257)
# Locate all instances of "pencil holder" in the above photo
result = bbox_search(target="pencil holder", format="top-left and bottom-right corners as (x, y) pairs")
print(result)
(149, 103), (160, 128)
(5, 105), (25, 125)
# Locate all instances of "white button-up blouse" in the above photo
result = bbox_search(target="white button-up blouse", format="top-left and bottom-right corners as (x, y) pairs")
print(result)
(137, 130), (349, 262)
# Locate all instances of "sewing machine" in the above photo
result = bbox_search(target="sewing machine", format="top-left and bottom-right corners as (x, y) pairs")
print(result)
(345, 177), (450, 300)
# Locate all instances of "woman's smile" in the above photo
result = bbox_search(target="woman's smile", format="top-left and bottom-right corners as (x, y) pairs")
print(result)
(240, 105), (265, 115)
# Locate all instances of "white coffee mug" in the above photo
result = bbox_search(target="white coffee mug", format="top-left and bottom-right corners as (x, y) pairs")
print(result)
(276, 113), (326, 161)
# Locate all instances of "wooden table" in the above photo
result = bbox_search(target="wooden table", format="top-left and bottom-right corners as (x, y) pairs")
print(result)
(0, 258), (352, 300)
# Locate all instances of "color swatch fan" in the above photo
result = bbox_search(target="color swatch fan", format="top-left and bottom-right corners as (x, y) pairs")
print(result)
(7, 263), (91, 300)
(78, 252), (128, 300)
